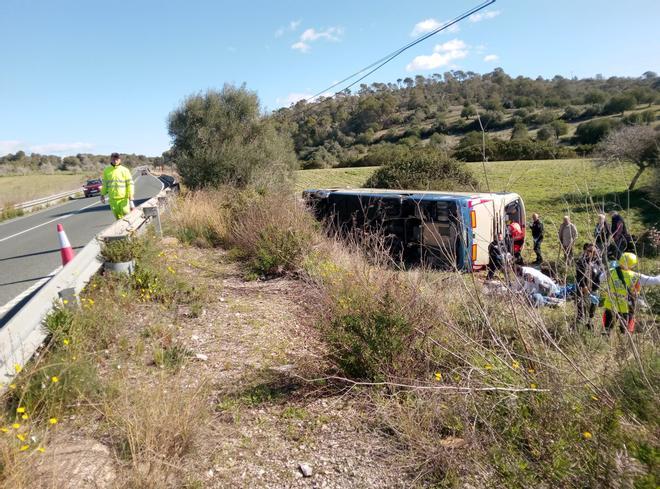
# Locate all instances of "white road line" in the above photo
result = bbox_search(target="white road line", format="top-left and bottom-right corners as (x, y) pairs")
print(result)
(0, 266), (63, 317)
(0, 199), (103, 243)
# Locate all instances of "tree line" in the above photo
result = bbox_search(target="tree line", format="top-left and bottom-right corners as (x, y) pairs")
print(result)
(271, 69), (659, 167)
(0, 151), (163, 176)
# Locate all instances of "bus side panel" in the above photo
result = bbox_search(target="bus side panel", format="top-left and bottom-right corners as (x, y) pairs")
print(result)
(471, 202), (495, 268)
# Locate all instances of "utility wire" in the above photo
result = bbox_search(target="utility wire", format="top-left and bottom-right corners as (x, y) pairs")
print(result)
(305, 0), (496, 103)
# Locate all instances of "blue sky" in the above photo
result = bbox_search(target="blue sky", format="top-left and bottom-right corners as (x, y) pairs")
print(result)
(1, 0), (658, 157)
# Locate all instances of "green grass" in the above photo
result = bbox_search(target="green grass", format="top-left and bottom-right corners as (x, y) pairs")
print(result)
(295, 159), (659, 268)
(0, 173), (87, 208)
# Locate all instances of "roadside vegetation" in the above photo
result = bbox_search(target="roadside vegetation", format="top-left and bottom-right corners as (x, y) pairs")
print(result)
(0, 173), (86, 209)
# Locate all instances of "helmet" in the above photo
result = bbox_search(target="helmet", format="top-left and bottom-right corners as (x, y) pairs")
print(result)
(618, 252), (638, 270)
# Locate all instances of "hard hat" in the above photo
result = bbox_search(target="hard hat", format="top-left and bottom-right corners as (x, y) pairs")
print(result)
(618, 252), (638, 270)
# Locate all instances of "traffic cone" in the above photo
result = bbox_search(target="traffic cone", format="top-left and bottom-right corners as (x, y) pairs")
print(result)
(57, 223), (75, 265)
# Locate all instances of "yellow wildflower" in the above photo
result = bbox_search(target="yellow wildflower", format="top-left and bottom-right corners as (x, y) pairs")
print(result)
(16, 434), (25, 442)
(528, 368), (535, 374)
(63, 338), (70, 346)
(37, 447), (46, 453)
(484, 364), (493, 370)
(530, 383), (538, 389)
(21, 414), (28, 420)
(51, 376), (59, 383)
(19, 445), (29, 451)
(62, 299), (68, 305)
(0, 427), (9, 433)
(16, 407), (25, 414)
(591, 395), (598, 401)
(582, 431), (592, 440)
(512, 361), (520, 370)
(9, 384), (16, 390)
(14, 364), (22, 373)
(434, 372), (442, 381)
(48, 418), (58, 425)
(11, 423), (20, 429)
(88, 298), (95, 305)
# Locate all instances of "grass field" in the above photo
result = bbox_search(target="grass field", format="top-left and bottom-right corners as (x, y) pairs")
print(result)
(0, 173), (86, 208)
(295, 159), (659, 269)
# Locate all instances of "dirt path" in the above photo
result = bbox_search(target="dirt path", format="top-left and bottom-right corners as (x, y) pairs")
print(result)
(164, 243), (409, 488)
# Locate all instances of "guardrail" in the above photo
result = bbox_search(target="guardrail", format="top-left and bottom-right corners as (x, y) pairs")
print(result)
(10, 188), (82, 213)
(0, 180), (175, 386)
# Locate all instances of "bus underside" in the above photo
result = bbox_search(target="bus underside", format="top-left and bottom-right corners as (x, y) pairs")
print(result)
(304, 190), (466, 270)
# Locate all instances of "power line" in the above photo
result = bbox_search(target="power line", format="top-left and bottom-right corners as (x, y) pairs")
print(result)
(305, 0), (496, 103)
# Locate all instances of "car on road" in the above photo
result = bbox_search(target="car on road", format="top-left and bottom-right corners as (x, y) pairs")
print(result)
(83, 178), (102, 197)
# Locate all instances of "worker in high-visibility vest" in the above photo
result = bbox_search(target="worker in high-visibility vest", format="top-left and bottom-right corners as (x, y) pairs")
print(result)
(601, 252), (660, 333)
(101, 152), (135, 219)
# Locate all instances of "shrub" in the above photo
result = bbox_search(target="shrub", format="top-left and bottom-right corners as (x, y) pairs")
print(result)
(573, 119), (620, 145)
(364, 147), (477, 191)
(100, 238), (140, 263)
(228, 192), (318, 276)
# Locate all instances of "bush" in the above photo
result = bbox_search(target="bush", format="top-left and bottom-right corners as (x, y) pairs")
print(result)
(228, 192), (318, 276)
(100, 238), (140, 263)
(574, 119), (620, 145)
(364, 147), (477, 191)
(168, 189), (231, 247)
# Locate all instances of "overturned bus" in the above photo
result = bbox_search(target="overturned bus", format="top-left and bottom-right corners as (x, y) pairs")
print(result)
(303, 188), (526, 272)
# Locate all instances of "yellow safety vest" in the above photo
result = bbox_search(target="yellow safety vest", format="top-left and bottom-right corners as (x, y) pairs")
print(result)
(602, 268), (639, 314)
(101, 165), (134, 201)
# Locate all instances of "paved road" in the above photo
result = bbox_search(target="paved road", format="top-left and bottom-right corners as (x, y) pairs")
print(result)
(0, 172), (163, 326)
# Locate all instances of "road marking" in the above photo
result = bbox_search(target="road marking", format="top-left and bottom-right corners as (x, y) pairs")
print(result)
(0, 199), (103, 243)
(0, 266), (62, 317)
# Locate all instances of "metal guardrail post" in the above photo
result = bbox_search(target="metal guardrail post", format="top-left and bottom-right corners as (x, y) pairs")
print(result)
(142, 206), (162, 237)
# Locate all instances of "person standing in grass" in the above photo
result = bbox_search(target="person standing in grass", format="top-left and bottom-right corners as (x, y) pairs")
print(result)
(601, 252), (660, 333)
(594, 213), (611, 259)
(575, 243), (602, 327)
(486, 233), (508, 280)
(610, 211), (631, 259)
(101, 152), (135, 220)
(530, 213), (544, 264)
(558, 215), (578, 262)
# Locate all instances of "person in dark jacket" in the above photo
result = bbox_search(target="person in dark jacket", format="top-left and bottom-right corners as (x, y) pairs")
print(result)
(486, 233), (508, 280)
(530, 213), (544, 264)
(610, 211), (631, 259)
(594, 213), (611, 259)
(575, 243), (603, 327)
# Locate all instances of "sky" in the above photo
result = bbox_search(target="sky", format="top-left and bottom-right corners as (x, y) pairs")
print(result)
(1, 0), (658, 157)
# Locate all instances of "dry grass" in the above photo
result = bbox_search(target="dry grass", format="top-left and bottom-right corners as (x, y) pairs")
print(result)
(0, 173), (85, 208)
(105, 379), (208, 488)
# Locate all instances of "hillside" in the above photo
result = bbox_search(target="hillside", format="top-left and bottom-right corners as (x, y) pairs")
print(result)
(273, 70), (660, 168)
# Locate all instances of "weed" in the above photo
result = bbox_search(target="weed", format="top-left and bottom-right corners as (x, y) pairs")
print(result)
(152, 344), (191, 370)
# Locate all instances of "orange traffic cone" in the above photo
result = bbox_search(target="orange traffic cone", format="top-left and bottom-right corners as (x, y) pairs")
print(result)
(57, 223), (75, 265)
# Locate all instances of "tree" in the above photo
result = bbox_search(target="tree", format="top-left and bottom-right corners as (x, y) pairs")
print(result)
(536, 126), (553, 142)
(461, 105), (476, 119)
(167, 84), (298, 189)
(597, 125), (660, 190)
(510, 122), (529, 141)
(584, 90), (606, 105)
(550, 119), (569, 140)
(603, 94), (636, 115)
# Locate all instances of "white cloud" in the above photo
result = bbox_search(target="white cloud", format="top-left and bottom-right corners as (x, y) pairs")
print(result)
(410, 18), (459, 37)
(290, 20), (301, 30)
(291, 41), (310, 53)
(291, 26), (343, 53)
(406, 39), (468, 71)
(0, 140), (23, 156)
(484, 54), (499, 62)
(469, 10), (501, 22)
(29, 142), (94, 155)
(275, 19), (302, 38)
